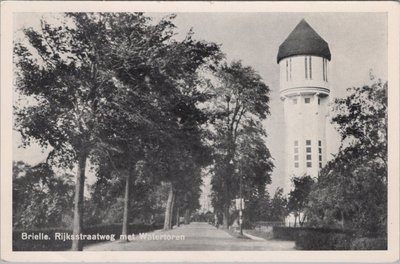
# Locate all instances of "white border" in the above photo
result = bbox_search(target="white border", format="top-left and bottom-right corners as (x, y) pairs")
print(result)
(1, 1), (399, 262)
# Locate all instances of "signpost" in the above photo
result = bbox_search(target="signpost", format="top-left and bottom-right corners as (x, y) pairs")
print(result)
(235, 198), (245, 210)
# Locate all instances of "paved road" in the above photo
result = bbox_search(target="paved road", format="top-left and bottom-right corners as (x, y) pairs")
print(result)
(84, 222), (295, 251)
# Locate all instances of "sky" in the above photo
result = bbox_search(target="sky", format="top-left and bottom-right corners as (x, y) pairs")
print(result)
(13, 12), (388, 196)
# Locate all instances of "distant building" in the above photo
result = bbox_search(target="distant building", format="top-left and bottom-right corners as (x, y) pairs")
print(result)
(277, 19), (332, 193)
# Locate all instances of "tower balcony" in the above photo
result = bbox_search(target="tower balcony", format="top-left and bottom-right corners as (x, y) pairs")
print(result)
(280, 86), (330, 100)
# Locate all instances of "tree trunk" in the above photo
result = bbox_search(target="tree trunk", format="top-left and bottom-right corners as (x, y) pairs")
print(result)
(222, 179), (230, 229)
(222, 205), (229, 229)
(299, 214), (306, 227)
(176, 207), (180, 227)
(71, 151), (87, 251)
(121, 170), (132, 240)
(214, 213), (219, 227)
(184, 209), (190, 225)
(164, 183), (175, 230)
(340, 211), (345, 230)
(169, 191), (175, 229)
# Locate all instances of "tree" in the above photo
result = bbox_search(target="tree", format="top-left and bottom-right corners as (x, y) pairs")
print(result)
(13, 161), (74, 229)
(208, 61), (271, 228)
(14, 13), (132, 250)
(158, 134), (212, 230)
(269, 188), (288, 222)
(174, 166), (204, 226)
(245, 190), (271, 224)
(235, 126), (274, 225)
(287, 175), (315, 226)
(305, 78), (387, 237)
(86, 162), (168, 226)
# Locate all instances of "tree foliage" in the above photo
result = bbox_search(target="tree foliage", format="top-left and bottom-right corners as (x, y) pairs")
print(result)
(207, 61), (272, 228)
(14, 12), (222, 249)
(13, 12), (275, 243)
(305, 78), (387, 237)
(14, 13), (132, 249)
(287, 175), (315, 226)
(13, 161), (74, 229)
(269, 187), (288, 222)
(85, 161), (168, 226)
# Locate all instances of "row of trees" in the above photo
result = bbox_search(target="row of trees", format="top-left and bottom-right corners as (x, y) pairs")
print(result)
(13, 13), (273, 250)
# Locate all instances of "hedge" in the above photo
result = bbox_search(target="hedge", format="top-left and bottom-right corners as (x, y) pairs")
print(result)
(273, 226), (356, 249)
(296, 230), (352, 250)
(271, 226), (331, 240)
(278, 226), (387, 250)
(350, 237), (387, 250)
(273, 226), (299, 240)
(13, 223), (163, 251)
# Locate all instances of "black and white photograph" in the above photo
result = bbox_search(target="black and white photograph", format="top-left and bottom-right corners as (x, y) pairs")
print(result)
(1, 1), (399, 262)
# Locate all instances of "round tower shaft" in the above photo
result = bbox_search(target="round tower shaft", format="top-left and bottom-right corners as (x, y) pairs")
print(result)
(277, 19), (331, 193)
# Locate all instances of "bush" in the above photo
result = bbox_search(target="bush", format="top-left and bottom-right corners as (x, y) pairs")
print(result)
(273, 226), (302, 240)
(295, 228), (352, 250)
(327, 233), (352, 250)
(293, 228), (387, 250)
(242, 218), (255, 229)
(350, 237), (387, 250)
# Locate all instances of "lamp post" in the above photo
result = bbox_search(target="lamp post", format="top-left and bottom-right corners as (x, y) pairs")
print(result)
(239, 163), (243, 236)
(230, 159), (243, 235)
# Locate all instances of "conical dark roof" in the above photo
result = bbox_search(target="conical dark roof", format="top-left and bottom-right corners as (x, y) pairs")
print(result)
(277, 19), (331, 63)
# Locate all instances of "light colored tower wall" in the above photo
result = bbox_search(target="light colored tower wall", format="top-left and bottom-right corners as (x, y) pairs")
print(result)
(279, 55), (330, 192)
(276, 19), (332, 194)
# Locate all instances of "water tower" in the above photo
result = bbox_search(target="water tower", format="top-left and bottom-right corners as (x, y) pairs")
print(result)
(277, 19), (331, 192)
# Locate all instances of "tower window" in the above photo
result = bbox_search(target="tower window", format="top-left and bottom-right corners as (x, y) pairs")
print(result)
(306, 147), (312, 153)
(318, 142), (323, 169)
(318, 98), (321, 105)
(309, 56), (312, 79)
(294, 148), (298, 154)
(306, 154), (312, 160)
(305, 98), (311, 104)
(293, 98), (297, 104)
(306, 140), (311, 145)
(307, 162), (312, 168)
(323, 58), (328, 82)
(305, 57), (308, 79)
(294, 140), (298, 146)
(326, 61), (328, 82)
(295, 162), (299, 168)
(286, 60), (289, 81)
(294, 155), (299, 161)
(289, 58), (292, 80)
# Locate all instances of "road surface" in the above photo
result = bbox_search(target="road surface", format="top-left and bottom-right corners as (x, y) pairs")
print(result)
(84, 222), (295, 251)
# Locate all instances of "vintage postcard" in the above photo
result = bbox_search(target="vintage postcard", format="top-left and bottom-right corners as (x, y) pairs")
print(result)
(1, 1), (399, 262)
